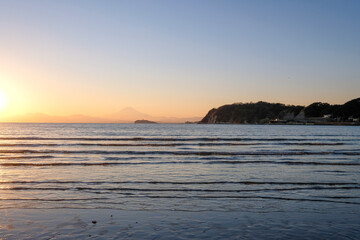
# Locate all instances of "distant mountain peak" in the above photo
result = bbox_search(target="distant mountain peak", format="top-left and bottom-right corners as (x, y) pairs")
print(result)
(122, 106), (137, 110)
(118, 107), (145, 114)
(105, 107), (151, 122)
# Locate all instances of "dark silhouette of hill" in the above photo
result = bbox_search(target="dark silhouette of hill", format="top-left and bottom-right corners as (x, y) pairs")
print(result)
(333, 97), (360, 119)
(200, 102), (299, 124)
(304, 98), (360, 120)
(200, 97), (360, 124)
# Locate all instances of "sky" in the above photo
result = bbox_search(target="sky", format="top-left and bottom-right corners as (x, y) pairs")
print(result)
(0, 0), (359, 119)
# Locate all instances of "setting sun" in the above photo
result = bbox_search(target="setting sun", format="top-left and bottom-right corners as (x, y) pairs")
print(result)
(0, 90), (7, 112)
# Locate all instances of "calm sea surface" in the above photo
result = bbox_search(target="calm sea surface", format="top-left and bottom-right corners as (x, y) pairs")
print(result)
(0, 123), (359, 239)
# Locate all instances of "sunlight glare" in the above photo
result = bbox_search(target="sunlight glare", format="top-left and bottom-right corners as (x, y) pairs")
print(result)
(0, 90), (7, 112)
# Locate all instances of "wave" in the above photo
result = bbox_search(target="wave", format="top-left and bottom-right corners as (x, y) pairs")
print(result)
(282, 143), (344, 146)
(208, 160), (360, 165)
(0, 149), (359, 156)
(0, 180), (357, 185)
(0, 198), (108, 201)
(2, 186), (360, 192)
(0, 137), (351, 142)
(0, 161), (200, 166)
(0, 142), (259, 147)
(1, 160), (359, 167)
(1, 181), (358, 185)
(135, 195), (360, 205)
(0, 155), (54, 159)
(0, 196), (358, 205)
(0, 144), (58, 147)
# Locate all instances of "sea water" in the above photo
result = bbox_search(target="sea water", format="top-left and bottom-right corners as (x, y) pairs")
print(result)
(0, 123), (359, 239)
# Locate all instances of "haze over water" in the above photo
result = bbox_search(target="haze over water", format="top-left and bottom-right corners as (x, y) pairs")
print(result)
(0, 123), (359, 239)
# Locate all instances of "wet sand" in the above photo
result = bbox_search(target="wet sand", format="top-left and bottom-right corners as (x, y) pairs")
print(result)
(1, 209), (359, 239)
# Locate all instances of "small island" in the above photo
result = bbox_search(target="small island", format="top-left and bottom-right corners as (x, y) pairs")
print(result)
(134, 120), (158, 124)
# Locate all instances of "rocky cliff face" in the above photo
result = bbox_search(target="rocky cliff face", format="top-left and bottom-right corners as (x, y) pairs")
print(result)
(200, 108), (218, 124)
(277, 106), (305, 121)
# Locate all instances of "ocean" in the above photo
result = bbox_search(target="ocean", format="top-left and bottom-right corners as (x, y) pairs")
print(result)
(0, 123), (359, 239)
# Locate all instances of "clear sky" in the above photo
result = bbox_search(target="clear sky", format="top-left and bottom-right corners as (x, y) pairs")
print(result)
(0, 0), (359, 118)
